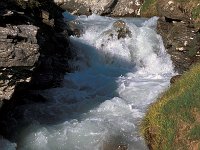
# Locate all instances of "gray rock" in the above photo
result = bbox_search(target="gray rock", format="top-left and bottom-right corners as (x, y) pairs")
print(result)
(0, 25), (40, 100)
(54, 0), (144, 17)
(101, 20), (132, 39)
(0, 1), (70, 101)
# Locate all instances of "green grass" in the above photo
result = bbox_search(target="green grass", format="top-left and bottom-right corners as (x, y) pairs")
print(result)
(192, 5), (200, 19)
(188, 124), (200, 141)
(141, 63), (200, 149)
(140, 0), (158, 17)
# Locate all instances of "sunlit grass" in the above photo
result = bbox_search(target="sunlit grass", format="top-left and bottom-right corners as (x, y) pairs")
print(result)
(141, 0), (158, 17)
(141, 63), (200, 149)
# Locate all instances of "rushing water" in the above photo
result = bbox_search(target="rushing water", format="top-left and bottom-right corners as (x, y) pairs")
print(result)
(1, 14), (174, 150)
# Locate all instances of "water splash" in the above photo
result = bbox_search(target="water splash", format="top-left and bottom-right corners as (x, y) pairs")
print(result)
(4, 14), (174, 150)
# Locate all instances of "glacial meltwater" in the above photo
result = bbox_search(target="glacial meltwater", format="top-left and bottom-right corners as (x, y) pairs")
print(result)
(1, 14), (175, 150)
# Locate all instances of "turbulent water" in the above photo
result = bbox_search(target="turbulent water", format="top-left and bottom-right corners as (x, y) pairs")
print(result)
(1, 14), (174, 150)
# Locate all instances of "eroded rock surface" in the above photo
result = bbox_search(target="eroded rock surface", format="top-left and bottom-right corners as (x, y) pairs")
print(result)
(148, 0), (200, 73)
(157, 18), (200, 73)
(55, 0), (144, 17)
(0, 0), (70, 101)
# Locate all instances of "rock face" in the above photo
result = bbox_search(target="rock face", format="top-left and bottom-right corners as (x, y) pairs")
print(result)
(157, 18), (200, 73)
(101, 20), (132, 39)
(0, 0), (70, 101)
(141, 0), (200, 73)
(0, 24), (39, 100)
(55, 0), (144, 17)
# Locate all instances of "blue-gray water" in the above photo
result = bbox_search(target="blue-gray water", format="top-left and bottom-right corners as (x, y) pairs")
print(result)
(1, 14), (174, 150)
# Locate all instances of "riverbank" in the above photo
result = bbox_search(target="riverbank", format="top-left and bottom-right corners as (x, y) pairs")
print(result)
(141, 62), (200, 149)
(140, 0), (200, 149)
(0, 0), (71, 140)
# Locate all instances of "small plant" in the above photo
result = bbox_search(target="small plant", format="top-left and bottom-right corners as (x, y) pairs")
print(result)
(188, 124), (200, 140)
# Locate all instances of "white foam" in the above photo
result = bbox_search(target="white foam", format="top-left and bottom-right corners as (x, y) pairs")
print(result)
(0, 136), (17, 150)
(13, 15), (174, 150)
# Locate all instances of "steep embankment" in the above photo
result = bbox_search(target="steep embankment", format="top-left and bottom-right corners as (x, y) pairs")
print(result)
(55, 0), (200, 73)
(0, 0), (71, 137)
(141, 0), (200, 149)
(142, 62), (200, 149)
(141, 0), (200, 73)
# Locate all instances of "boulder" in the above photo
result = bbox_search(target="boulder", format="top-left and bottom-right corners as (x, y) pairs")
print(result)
(101, 20), (132, 40)
(157, 18), (200, 73)
(170, 74), (182, 84)
(54, 0), (144, 17)
(110, 0), (143, 17)
(157, 0), (189, 21)
(113, 20), (132, 39)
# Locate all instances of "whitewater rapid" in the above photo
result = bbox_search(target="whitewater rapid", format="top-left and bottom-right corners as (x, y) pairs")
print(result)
(1, 14), (174, 150)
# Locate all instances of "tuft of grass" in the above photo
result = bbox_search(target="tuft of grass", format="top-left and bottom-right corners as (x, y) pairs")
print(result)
(188, 124), (200, 141)
(192, 5), (200, 19)
(141, 62), (200, 149)
(140, 0), (158, 17)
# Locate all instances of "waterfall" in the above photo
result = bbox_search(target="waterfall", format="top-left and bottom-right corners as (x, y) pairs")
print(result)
(1, 14), (174, 150)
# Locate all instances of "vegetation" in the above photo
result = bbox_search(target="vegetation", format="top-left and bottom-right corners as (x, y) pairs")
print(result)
(140, 0), (158, 17)
(141, 63), (200, 149)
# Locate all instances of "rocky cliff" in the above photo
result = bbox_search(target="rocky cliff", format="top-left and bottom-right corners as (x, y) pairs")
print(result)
(0, 0), (70, 104)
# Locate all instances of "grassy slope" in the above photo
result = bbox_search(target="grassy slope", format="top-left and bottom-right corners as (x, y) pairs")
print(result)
(141, 0), (200, 149)
(140, 0), (158, 17)
(141, 63), (200, 149)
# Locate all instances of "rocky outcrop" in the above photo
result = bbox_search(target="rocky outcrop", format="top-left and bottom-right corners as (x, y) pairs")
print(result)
(157, 17), (200, 73)
(0, 24), (40, 100)
(0, 0), (72, 140)
(100, 20), (132, 40)
(55, 0), (144, 17)
(141, 0), (200, 73)
(0, 0), (70, 102)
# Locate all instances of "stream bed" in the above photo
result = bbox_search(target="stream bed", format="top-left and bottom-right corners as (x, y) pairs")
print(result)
(1, 14), (174, 150)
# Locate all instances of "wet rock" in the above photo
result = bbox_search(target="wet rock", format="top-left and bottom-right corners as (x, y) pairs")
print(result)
(54, 0), (144, 17)
(170, 74), (182, 84)
(113, 20), (132, 39)
(101, 20), (132, 40)
(66, 20), (83, 37)
(157, 17), (200, 73)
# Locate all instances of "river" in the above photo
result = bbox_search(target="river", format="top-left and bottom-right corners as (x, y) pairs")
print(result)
(1, 14), (174, 150)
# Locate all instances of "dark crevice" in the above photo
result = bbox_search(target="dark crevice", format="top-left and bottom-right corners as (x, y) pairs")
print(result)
(165, 16), (182, 23)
